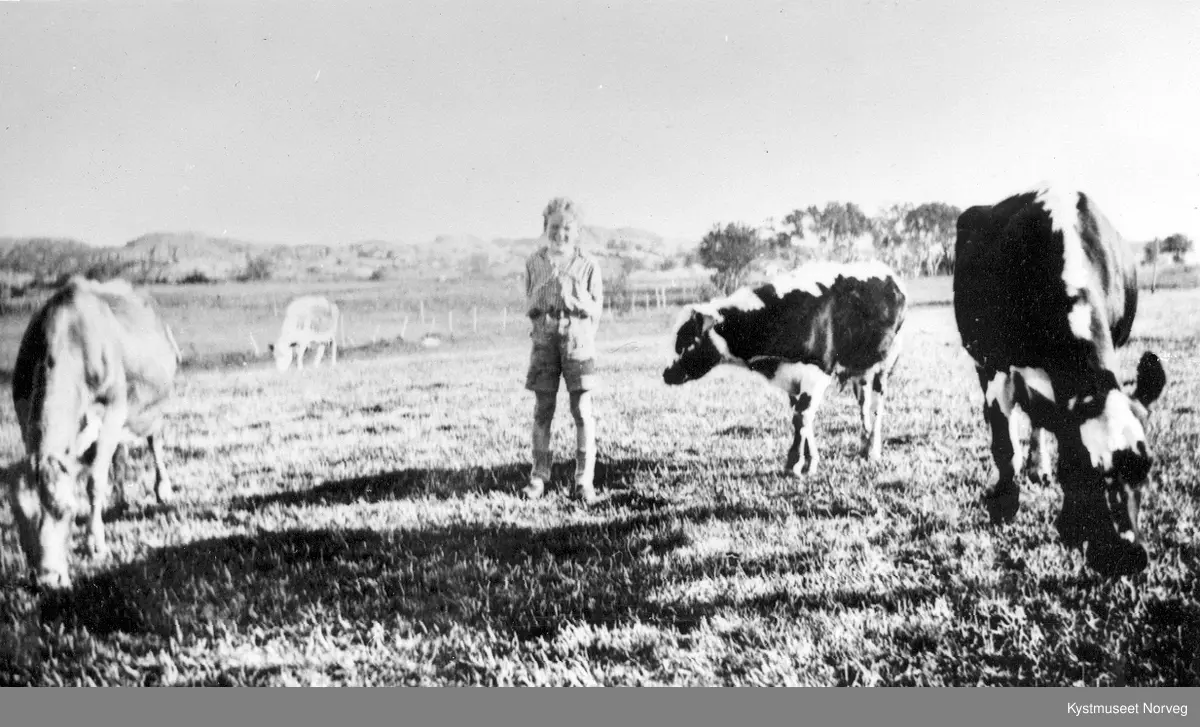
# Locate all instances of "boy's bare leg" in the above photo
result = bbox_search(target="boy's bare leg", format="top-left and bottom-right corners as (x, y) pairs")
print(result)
(526, 391), (557, 499)
(570, 390), (597, 504)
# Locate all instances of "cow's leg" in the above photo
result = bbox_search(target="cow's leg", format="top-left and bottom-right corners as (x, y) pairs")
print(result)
(852, 378), (873, 458)
(86, 403), (127, 559)
(1026, 427), (1053, 486)
(979, 368), (1022, 523)
(853, 367), (886, 460)
(109, 441), (130, 513)
(312, 343), (327, 367)
(149, 433), (173, 504)
(785, 368), (831, 477)
(867, 367), (887, 460)
(330, 337), (338, 366)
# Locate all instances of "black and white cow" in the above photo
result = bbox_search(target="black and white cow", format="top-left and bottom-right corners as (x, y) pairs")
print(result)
(664, 261), (907, 477)
(954, 185), (1167, 576)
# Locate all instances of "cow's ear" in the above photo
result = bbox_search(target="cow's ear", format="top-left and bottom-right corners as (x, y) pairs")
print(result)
(1132, 351), (1166, 408)
(1012, 371), (1065, 430)
(267, 344), (275, 353)
(688, 303), (723, 332)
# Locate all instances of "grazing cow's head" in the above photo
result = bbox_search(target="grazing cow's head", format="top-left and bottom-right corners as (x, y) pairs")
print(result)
(268, 342), (294, 372)
(663, 306), (727, 386)
(1013, 352), (1167, 575)
(8, 452), (83, 590)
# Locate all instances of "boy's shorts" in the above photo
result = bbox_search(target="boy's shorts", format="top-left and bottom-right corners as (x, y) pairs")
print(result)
(525, 314), (600, 393)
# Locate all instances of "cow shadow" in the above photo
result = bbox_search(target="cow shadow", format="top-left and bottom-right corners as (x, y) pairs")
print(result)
(716, 425), (768, 439)
(32, 501), (773, 658)
(24, 506), (995, 686)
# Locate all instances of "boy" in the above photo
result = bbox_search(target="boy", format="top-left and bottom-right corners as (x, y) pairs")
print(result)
(523, 197), (603, 504)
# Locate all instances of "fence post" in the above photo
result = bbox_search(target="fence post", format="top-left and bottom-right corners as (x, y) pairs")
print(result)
(401, 316), (409, 340)
(1151, 238), (1159, 293)
(448, 310), (454, 337)
(420, 299), (425, 325)
(502, 306), (508, 331)
(247, 332), (261, 357)
(472, 306), (477, 333)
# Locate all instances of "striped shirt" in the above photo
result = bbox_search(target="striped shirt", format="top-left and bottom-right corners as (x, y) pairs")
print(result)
(525, 246), (604, 319)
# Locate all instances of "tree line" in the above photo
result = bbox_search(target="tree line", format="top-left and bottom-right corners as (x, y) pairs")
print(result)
(695, 200), (1194, 294)
(695, 201), (961, 293)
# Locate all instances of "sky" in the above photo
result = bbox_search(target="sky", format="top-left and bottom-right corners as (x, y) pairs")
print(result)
(1, 0), (1198, 247)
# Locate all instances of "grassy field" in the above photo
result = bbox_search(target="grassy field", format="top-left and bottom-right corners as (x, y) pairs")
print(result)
(0, 276), (1197, 686)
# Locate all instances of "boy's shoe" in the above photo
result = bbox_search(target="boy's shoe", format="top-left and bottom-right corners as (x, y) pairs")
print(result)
(522, 477), (546, 500)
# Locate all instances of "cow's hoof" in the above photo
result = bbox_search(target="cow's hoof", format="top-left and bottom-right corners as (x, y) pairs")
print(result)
(1086, 539), (1148, 577)
(983, 487), (1020, 524)
(788, 462), (814, 479)
(522, 479), (546, 500)
(85, 536), (110, 561)
(575, 484), (599, 506)
(34, 569), (72, 592)
(155, 483), (175, 505)
(1054, 509), (1088, 549)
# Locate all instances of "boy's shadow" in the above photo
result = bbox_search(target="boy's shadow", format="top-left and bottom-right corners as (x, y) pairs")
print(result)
(229, 457), (684, 511)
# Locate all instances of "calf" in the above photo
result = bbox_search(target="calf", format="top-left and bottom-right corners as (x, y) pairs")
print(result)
(664, 261), (907, 476)
(954, 185), (1166, 576)
(8, 277), (180, 589)
(269, 295), (340, 371)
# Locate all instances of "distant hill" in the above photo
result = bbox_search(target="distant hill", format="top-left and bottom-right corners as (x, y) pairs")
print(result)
(0, 226), (699, 288)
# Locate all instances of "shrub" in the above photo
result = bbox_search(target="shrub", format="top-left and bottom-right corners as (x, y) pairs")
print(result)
(238, 254), (275, 282)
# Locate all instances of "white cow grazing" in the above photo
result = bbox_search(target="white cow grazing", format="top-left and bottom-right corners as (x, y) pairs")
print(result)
(9, 276), (180, 589)
(269, 296), (340, 371)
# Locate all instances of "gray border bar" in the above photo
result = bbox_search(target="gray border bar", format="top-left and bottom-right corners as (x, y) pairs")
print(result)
(2, 687), (1198, 727)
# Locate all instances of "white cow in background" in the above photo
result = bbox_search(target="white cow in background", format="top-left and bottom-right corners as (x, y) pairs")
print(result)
(269, 296), (340, 371)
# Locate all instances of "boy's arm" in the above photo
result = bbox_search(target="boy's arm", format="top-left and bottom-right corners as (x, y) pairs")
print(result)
(567, 262), (603, 320)
(584, 263), (603, 320)
(525, 257), (538, 317)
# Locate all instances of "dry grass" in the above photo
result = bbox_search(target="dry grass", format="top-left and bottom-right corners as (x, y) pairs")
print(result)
(0, 279), (1197, 686)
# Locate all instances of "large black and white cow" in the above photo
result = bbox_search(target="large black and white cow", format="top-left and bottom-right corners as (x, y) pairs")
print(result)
(664, 261), (907, 477)
(8, 277), (180, 589)
(954, 185), (1167, 576)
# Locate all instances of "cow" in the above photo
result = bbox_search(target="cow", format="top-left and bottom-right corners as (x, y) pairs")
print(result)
(7, 276), (180, 590)
(268, 296), (340, 372)
(954, 185), (1167, 576)
(664, 260), (907, 477)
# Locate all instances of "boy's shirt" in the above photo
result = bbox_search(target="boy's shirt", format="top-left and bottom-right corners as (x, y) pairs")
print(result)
(525, 245), (604, 320)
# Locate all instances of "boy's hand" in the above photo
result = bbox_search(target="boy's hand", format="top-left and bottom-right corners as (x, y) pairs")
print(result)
(563, 280), (594, 316)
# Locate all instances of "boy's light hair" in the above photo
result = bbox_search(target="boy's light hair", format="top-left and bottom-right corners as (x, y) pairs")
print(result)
(542, 197), (582, 232)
